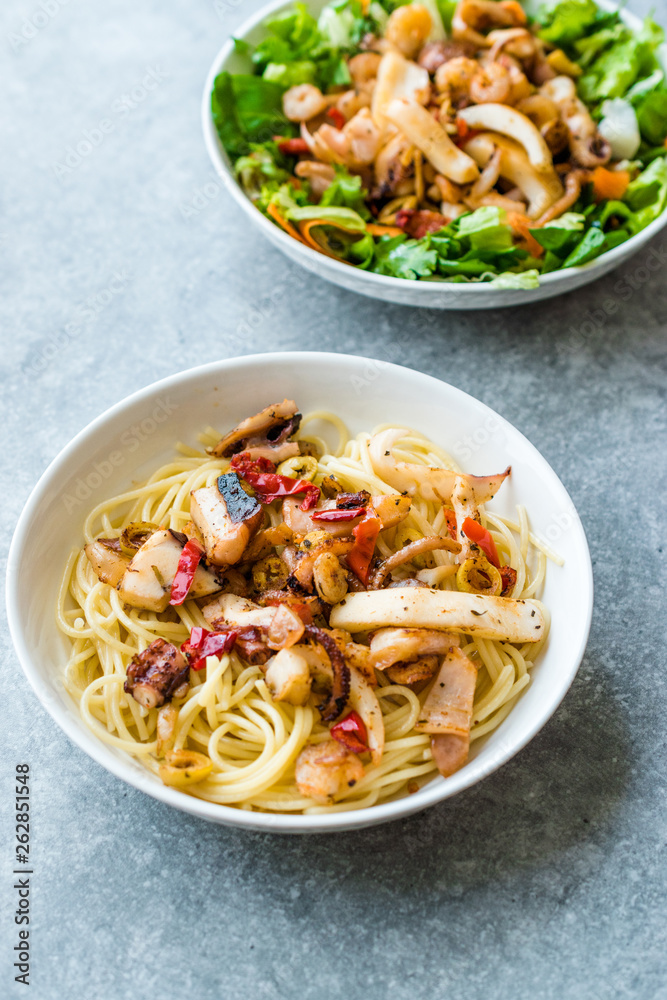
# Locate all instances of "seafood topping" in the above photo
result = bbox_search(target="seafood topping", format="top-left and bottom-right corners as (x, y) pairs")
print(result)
(210, 399), (302, 461)
(303, 624), (351, 722)
(217, 472), (262, 523)
(295, 740), (365, 804)
(190, 474), (264, 568)
(124, 638), (189, 709)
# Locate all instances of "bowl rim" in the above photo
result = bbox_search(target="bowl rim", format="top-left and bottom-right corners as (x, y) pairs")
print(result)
(201, 0), (667, 298)
(6, 352), (594, 832)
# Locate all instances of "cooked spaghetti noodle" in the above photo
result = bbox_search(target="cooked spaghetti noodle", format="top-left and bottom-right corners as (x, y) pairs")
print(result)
(57, 411), (554, 814)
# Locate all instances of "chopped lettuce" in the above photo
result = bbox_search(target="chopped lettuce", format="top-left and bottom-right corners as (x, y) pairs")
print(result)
(372, 235), (439, 280)
(624, 156), (667, 231)
(212, 72), (291, 158)
(635, 88), (667, 147)
(529, 212), (585, 252)
(456, 206), (514, 252)
(487, 270), (541, 289)
(577, 17), (665, 104)
(538, 0), (600, 47)
(262, 60), (318, 87)
(319, 168), (372, 219)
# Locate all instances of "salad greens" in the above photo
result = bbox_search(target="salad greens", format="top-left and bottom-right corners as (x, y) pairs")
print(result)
(213, 0), (667, 285)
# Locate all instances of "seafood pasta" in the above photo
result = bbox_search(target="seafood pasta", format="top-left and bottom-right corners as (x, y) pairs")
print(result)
(58, 400), (554, 814)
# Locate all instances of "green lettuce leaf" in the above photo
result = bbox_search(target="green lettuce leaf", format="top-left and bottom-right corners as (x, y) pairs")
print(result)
(537, 0), (600, 47)
(372, 235), (439, 280)
(624, 156), (667, 231)
(262, 60), (318, 87)
(529, 212), (585, 251)
(456, 207), (514, 252)
(578, 17), (665, 104)
(319, 168), (372, 219)
(211, 72), (291, 158)
(487, 270), (541, 289)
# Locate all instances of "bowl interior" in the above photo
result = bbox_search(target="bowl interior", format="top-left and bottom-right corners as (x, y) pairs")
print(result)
(7, 353), (593, 831)
(202, 0), (667, 307)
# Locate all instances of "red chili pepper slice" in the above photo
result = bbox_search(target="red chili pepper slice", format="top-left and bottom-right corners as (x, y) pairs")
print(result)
(310, 506), (366, 522)
(500, 565), (517, 596)
(169, 539), (204, 606)
(181, 627), (237, 671)
(461, 517), (501, 569)
(326, 107), (346, 130)
(347, 506), (382, 585)
(241, 470), (320, 511)
(330, 710), (368, 754)
(275, 137), (310, 155)
(444, 509), (457, 540)
(230, 452), (276, 476)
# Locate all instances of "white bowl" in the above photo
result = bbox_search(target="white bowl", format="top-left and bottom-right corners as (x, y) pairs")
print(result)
(6, 352), (593, 832)
(202, 0), (667, 309)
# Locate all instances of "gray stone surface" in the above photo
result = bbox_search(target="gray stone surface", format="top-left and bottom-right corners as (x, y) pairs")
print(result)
(1, 0), (666, 997)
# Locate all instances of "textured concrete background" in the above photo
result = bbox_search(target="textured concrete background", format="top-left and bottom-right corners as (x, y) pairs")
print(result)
(1, 0), (666, 997)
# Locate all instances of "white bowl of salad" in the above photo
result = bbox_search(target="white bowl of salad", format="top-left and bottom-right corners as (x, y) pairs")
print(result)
(203, 0), (667, 308)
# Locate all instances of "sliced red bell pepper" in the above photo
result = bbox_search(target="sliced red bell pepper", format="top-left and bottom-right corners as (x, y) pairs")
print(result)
(461, 517), (500, 569)
(169, 539), (204, 605)
(347, 506), (382, 585)
(310, 506), (366, 522)
(326, 107), (346, 130)
(230, 452), (276, 476)
(330, 710), (368, 754)
(181, 627), (238, 671)
(241, 470), (320, 511)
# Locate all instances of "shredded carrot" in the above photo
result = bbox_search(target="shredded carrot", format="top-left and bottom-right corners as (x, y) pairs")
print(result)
(298, 219), (354, 264)
(591, 167), (630, 203)
(267, 203), (308, 245)
(366, 223), (403, 237)
(506, 211), (544, 259)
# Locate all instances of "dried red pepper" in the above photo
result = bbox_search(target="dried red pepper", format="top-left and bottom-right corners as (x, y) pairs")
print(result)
(274, 137), (310, 155)
(241, 470), (320, 511)
(347, 506), (382, 585)
(181, 627), (237, 671)
(326, 107), (346, 130)
(330, 710), (368, 754)
(230, 452), (276, 476)
(310, 506), (366, 522)
(169, 539), (204, 606)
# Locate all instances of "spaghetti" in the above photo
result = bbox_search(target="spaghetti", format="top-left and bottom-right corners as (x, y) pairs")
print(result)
(57, 407), (553, 814)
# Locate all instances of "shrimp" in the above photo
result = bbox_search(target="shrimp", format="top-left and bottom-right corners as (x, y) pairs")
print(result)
(294, 160), (336, 199)
(335, 88), (371, 121)
(295, 740), (365, 804)
(313, 108), (384, 168)
(435, 56), (479, 106)
(347, 52), (382, 92)
(452, 0), (525, 48)
(282, 84), (329, 123)
(469, 62), (511, 104)
(487, 27), (537, 62)
(385, 3), (432, 60)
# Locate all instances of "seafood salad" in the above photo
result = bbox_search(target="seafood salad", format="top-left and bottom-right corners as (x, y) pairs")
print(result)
(61, 400), (553, 812)
(212, 0), (667, 285)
